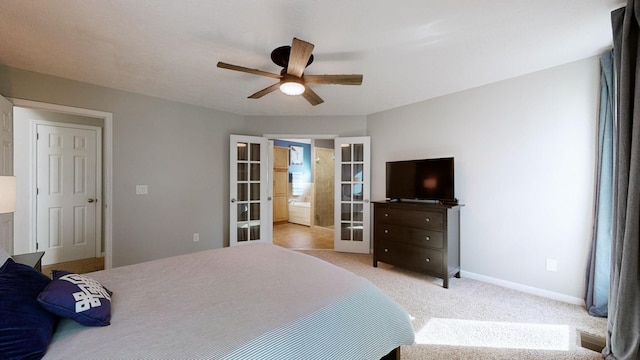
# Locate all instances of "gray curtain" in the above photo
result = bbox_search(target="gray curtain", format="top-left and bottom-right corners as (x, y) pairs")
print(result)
(604, 4), (640, 360)
(585, 50), (615, 318)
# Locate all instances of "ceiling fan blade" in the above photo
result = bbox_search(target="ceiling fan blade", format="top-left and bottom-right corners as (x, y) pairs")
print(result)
(248, 83), (281, 99)
(302, 87), (324, 106)
(287, 38), (314, 78)
(303, 74), (363, 85)
(217, 62), (281, 79)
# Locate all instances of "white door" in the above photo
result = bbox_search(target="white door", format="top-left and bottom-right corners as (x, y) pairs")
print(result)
(334, 136), (371, 253)
(36, 123), (100, 264)
(0, 95), (13, 254)
(229, 135), (272, 246)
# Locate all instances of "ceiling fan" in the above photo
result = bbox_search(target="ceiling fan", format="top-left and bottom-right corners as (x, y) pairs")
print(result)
(217, 37), (363, 106)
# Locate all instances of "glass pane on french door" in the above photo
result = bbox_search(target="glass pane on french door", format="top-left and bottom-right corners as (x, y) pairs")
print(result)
(334, 137), (370, 253)
(230, 135), (271, 246)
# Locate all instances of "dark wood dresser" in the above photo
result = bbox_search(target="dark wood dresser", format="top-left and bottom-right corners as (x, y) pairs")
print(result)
(373, 201), (462, 288)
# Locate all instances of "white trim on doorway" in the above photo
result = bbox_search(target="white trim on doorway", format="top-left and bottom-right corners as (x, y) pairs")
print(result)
(11, 99), (114, 270)
(264, 133), (339, 235)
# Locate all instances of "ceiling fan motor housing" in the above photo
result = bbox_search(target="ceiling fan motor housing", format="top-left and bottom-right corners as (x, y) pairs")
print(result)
(271, 45), (314, 70)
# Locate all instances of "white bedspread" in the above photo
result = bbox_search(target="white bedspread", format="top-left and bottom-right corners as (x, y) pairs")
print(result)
(44, 243), (414, 359)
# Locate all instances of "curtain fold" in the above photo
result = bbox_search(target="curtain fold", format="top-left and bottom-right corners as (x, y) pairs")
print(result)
(604, 4), (640, 360)
(585, 50), (615, 317)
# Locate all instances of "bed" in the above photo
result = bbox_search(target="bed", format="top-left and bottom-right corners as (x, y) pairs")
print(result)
(4, 243), (415, 359)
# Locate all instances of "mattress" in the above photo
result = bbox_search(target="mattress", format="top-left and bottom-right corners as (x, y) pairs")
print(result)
(43, 243), (414, 359)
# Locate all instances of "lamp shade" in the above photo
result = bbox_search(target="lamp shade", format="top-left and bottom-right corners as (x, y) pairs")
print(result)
(0, 176), (16, 214)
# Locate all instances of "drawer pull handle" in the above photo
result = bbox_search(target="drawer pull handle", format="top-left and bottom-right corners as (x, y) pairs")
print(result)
(426, 258), (431, 263)
(425, 218), (431, 222)
(384, 248), (389, 253)
(384, 229), (389, 234)
(384, 213), (389, 217)
(426, 236), (430, 241)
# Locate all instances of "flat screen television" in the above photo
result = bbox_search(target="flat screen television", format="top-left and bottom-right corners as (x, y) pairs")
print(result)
(386, 157), (455, 202)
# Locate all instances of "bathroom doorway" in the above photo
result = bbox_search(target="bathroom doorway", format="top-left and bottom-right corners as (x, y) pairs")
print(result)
(269, 136), (335, 249)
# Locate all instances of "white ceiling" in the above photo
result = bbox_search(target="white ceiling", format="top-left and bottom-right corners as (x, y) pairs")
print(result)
(0, 0), (624, 116)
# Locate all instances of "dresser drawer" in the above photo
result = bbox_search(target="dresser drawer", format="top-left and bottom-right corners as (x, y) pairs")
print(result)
(373, 201), (462, 288)
(375, 207), (444, 230)
(375, 224), (444, 249)
(376, 241), (443, 275)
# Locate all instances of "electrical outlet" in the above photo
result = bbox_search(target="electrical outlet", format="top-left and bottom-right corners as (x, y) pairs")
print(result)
(193, 233), (200, 242)
(546, 258), (558, 272)
(135, 185), (148, 195)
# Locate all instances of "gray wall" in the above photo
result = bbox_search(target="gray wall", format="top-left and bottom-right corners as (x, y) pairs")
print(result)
(244, 115), (367, 137)
(367, 56), (599, 300)
(1, 66), (245, 267)
(1, 56), (600, 301)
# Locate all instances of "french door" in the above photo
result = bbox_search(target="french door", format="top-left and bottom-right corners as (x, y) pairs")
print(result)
(229, 135), (272, 246)
(334, 136), (371, 253)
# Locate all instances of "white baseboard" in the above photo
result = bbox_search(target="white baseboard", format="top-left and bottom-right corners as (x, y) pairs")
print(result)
(460, 270), (586, 306)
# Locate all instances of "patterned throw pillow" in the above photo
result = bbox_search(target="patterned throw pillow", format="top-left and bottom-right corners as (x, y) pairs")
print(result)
(38, 270), (113, 326)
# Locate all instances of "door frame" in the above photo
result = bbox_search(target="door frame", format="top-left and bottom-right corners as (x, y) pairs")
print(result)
(12, 99), (114, 269)
(33, 120), (102, 264)
(263, 133), (338, 232)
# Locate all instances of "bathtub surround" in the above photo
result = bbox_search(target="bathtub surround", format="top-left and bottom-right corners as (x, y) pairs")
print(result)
(289, 200), (311, 226)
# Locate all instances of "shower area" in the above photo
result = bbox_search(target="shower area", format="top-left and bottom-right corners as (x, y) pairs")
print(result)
(272, 138), (334, 230)
(313, 140), (334, 229)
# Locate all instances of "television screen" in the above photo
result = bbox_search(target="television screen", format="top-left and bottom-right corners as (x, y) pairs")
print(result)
(386, 157), (454, 201)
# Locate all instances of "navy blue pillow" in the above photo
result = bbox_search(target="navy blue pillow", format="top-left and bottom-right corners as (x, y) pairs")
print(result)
(38, 270), (112, 327)
(0, 258), (57, 360)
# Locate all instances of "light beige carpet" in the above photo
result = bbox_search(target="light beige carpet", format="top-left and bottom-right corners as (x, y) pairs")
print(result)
(299, 250), (606, 360)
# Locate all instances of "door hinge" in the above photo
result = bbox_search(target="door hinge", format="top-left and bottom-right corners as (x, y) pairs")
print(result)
(36, 242), (39, 250)
(36, 132), (39, 140)
(36, 187), (39, 195)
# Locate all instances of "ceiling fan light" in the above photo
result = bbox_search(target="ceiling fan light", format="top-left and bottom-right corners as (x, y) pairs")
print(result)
(280, 81), (305, 96)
